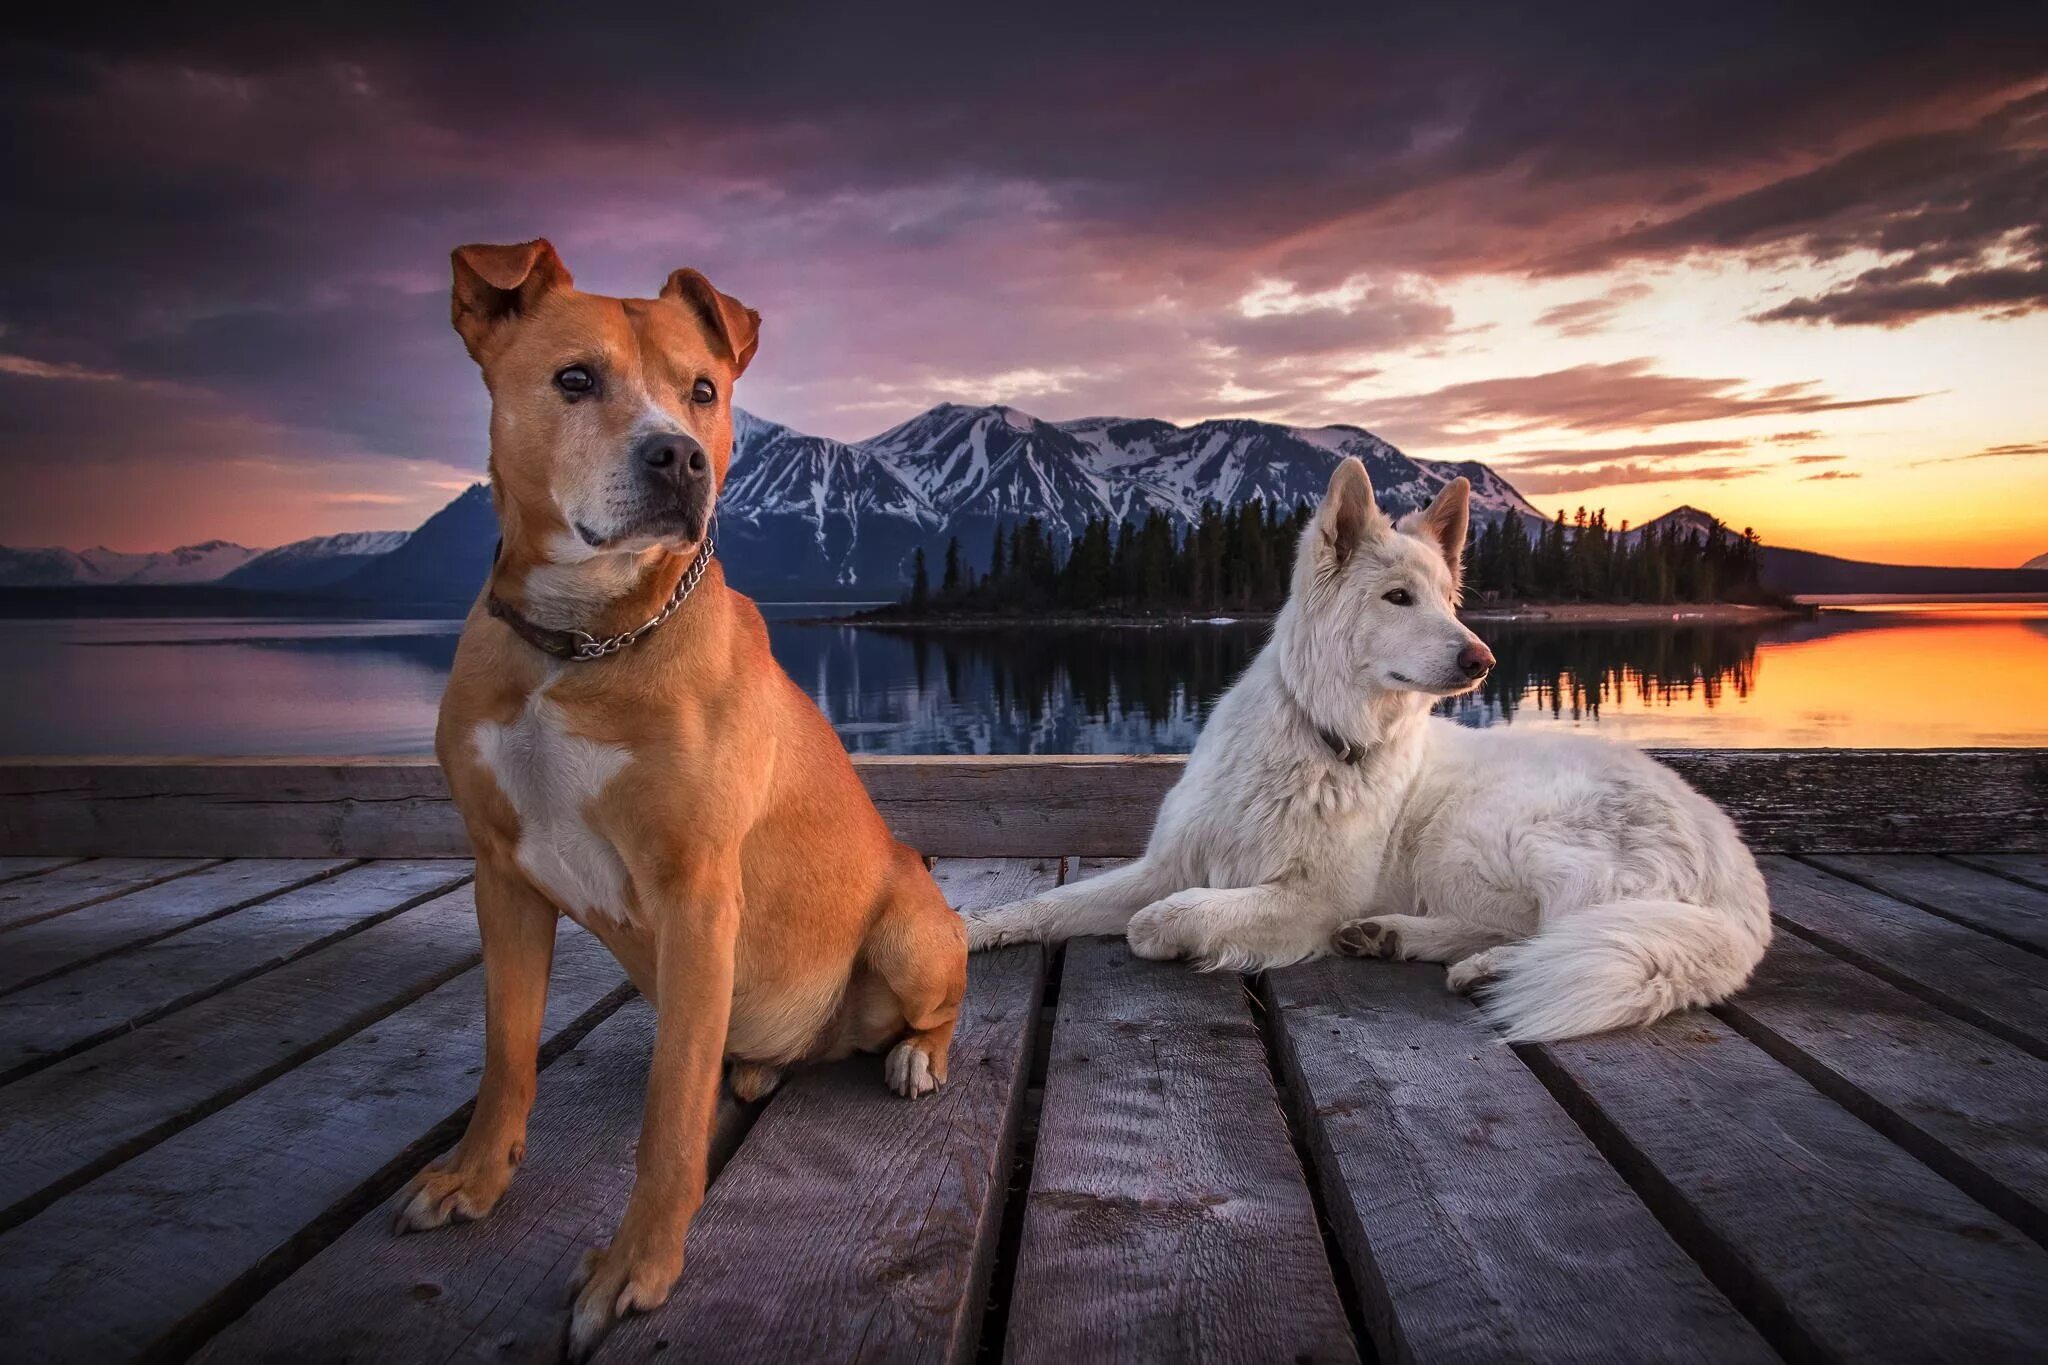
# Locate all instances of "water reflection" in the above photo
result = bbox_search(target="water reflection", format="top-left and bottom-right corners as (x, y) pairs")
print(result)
(0, 601), (2042, 754)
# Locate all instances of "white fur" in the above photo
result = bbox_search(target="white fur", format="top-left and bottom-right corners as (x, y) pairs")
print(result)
(473, 676), (636, 923)
(965, 463), (1771, 1042)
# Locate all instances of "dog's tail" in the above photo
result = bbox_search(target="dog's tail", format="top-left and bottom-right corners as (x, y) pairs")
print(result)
(1475, 891), (1771, 1043)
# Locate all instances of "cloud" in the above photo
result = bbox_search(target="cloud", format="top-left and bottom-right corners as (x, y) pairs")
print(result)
(1509, 463), (1767, 494)
(1534, 282), (1652, 337)
(1361, 359), (1922, 444)
(1911, 439), (2048, 466)
(1801, 469), (1862, 480)
(1789, 453), (1846, 464)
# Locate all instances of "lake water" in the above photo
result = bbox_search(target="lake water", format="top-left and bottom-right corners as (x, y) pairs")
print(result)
(1, 601), (2043, 755)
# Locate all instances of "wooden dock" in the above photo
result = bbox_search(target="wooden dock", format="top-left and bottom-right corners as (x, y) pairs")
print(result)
(0, 752), (2043, 1363)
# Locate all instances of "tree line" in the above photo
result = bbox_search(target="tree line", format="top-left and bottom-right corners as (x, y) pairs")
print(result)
(897, 499), (1768, 615)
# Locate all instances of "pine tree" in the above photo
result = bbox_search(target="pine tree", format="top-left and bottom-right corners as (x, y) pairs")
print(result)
(941, 537), (961, 595)
(910, 548), (929, 611)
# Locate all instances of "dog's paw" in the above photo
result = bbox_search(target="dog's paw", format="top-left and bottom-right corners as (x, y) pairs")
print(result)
(884, 1038), (944, 1098)
(963, 901), (1038, 951)
(727, 1061), (784, 1103)
(1332, 917), (1401, 960)
(1126, 893), (1200, 961)
(566, 1238), (681, 1362)
(1445, 949), (1502, 996)
(391, 1146), (521, 1234)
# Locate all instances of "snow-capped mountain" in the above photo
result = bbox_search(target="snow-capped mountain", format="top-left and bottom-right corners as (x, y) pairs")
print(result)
(1, 401), (1548, 601)
(0, 539), (259, 586)
(222, 530), (411, 591)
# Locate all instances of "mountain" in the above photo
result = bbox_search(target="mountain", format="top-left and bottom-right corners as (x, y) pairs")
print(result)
(2024, 552), (2048, 570)
(332, 484), (497, 603)
(222, 530), (411, 590)
(1758, 545), (2048, 597)
(0, 539), (258, 586)
(1620, 506), (1726, 543)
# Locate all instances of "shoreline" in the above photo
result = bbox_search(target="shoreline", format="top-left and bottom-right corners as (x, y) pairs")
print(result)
(798, 601), (1812, 629)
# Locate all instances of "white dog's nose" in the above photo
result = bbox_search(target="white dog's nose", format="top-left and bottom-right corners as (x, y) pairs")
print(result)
(1458, 641), (1496, 679)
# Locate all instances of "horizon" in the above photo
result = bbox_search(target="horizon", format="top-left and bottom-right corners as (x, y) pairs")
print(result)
(4, 8), (2047, 567)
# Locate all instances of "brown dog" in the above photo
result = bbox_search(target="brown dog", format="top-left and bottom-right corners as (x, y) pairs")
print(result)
(399, 239), (967, 1358)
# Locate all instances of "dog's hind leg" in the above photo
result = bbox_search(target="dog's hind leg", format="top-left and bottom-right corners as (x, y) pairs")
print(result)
(963, 857), (1173, 950)
(866, 855), (969, 1098)
(1331, 914), (1510, 964)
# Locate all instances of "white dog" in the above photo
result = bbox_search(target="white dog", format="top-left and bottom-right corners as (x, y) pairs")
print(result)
(964, 458), (1770, 1041)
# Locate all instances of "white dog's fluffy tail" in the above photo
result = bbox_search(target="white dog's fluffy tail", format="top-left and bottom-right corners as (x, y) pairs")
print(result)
(1476, 897), (1771, 1043)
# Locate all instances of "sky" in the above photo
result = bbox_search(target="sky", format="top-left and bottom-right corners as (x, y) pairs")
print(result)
(3, 4), (2047, 567)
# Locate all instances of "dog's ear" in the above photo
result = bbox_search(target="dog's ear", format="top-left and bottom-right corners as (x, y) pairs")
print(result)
(450, 240), (573, 361)
(1409, 476), (1471, 585)
(1317, 457), (1383, 568)
(662, 269), (761, 376)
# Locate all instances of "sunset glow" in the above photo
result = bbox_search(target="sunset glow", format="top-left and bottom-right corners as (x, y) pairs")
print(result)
(3, 10), (2045, 565)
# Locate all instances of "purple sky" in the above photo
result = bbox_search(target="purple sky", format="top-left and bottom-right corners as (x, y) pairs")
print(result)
(4, 5), (2046, 563)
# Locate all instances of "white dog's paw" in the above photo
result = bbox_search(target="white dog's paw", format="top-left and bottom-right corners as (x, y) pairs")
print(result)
(962, 901), (1033, 951)
(1126, 892), (1202, 961)
(1332, 917), (1401, 959)
(883, 1038), (942, 1098)
(1445, 948), (1503, 996)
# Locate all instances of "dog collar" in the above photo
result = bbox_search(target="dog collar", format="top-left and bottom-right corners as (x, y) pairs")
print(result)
(1316, 725), (1365, 765)
(487, 534), (716, 663)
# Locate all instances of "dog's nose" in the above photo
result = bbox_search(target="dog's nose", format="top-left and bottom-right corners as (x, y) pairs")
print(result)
(636, 432), (710, 482)
(1458, 642), (1496, 680)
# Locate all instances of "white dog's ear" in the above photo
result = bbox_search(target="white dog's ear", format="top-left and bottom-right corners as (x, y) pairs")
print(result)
(1318, 457), (1383, 568)
(1410, 476), (1471, 584)
(450, 240), (573, 361)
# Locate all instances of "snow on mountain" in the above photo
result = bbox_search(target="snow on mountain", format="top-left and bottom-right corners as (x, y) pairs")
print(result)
(223, 530), (412, 590)
(0, 539), (260, 586)
(2024, 551), (2048, 570)
(1620, 505), (1727, 543)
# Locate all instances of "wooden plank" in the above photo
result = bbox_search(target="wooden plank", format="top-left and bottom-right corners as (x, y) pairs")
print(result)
(1001, 939), (1358, 1365)
(193, 1001), (751, 1365)
(0, 855), (215, 930)
(1952, 852), (2048, 894)
(3, 750), (2044, 858)
(1525, 1014), (2048, 1362)
(0, 859), (472, 1082)
(1267, 959), (1768, 1364)
(0, 857), (356, 995)
(0, 922), (629, 1364)
(593, 857), (1061, 1365)
(0, 855), (82, 884)
(0, 884), (487, 1229)
(1805, 853), (2048, 955)
(1717, 932), (2048, 1243)
(1762, 856), (2048, 1060)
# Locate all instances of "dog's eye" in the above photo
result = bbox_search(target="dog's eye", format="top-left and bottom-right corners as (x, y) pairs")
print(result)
(554, 366), (596, 397)
(1383, 588), (1413, 606)
(691, 379), (716, 405)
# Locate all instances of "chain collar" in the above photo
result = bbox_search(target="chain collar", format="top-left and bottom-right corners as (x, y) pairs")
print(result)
(488, 531), (716, 663)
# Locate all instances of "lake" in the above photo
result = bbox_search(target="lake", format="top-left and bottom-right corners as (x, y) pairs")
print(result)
(1, 600), (2043, 755)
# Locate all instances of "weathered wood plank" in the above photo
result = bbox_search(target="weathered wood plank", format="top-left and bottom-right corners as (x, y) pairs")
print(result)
(1762, 856), (2048, 1060)
(0, 855), (216, 930)
(1805, 853), (2048, 954)
(1525, 1014), (2048, 1362)
(1268, 959), (1768, 1364)
(0, 885), (486, 1229)
(0, 923), (629, 1364)
(593, 858), (1061, 1365)
(0, 855), (82, 884)
(1952, 852), (2048, 894)
(1002, 939), (1357, 1365)
(3, 750), (2043, 858)
(1717, 932), (2048, 1243)
(0, 859), (472, 1082)
(191, 1000), (751, 1365)
(0, 857), (355, 995)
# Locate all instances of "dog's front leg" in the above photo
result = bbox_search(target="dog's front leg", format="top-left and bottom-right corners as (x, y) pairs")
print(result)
(396, 858), (556, 1232)
(567, 852), (740, 1361)
(1127, 881), (1337, 972)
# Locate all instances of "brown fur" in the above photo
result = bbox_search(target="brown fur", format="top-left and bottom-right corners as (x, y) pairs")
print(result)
(399, 239), (966, 1359)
